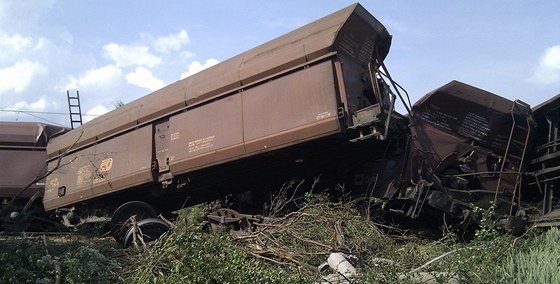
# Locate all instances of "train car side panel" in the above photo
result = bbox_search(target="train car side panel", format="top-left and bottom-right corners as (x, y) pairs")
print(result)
(243, 60), (341, 153)
(169, 94), (245, 174)
(44, 126), (154, 210)
(0, 150), (47, 199)
(44, 146), (95, 210)
(0, 122), (69, 201)
(90, 125), (154, 195)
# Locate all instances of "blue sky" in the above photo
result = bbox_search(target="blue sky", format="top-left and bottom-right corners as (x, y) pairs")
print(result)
(1, 1), (559, 126)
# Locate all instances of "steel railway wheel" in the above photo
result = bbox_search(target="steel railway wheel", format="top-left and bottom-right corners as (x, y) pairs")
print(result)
(110, 201), (157, 244)
(123, 218), (170, 248)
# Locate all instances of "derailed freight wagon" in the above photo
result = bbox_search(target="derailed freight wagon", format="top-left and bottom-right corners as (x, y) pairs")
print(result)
(44, 4), (407, 244)
(43, 3), (548, 244)
(526, 94), (560, 225)
(389, 82), (536, 232)
(0, 122), (68, 230)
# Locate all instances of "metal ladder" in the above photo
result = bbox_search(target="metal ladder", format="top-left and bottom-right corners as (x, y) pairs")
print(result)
(67, 90), (83, 129)
(494, 100), (532, 215)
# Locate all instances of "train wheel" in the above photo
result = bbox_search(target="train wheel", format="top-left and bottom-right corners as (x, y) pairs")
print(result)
(110, 201), (157, 244)
(123, 218), (170, 248)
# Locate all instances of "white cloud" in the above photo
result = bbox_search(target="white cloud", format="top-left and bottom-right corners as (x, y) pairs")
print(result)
(84, 104), (110, 123)
(530, 45), (560, 85)
(1, 98), (53, 121)
(65, 65), (123, 90)
(0, 32), (32, 52)
(11, 98), (49, 112)
(180, 59), (220, 79)
(0, 59), (46, 94)
(152, 30), (190, 53)
(103, 43), (162, 68)
(126, 67), (165, 91)
(0, 32), (47, 62)
(180, 50), (196, 59)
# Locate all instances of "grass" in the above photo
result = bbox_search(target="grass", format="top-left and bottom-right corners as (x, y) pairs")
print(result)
(1, 193), (559, 283)
(0, 234), (121, 283)
(498, 228), (560, 283)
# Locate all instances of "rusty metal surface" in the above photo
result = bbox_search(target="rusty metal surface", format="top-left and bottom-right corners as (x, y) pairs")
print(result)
(47, 3), (391, 158)
(526, 94), (560, 214)
(44, 126), (153, 210)
(0, 122), (68, 199)
(241, 60), (340, 153)
(412, 80), (523, 154)
(403, 81), (535, 211)
(168, 60), (341, 175)
(0, 121), (67, 147)
(169, 93), (245, 174)
(43, 4), (394, 214)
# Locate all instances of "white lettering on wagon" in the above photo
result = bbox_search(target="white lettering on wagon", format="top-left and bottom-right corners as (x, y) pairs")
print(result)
(188, 135), (215, 153)
(316, 111), (332, 120)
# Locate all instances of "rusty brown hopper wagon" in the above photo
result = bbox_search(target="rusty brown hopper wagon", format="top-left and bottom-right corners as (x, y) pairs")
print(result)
(0, 122), (68, 229)
(399, 81), (536, 227)
(44, 4), (405, 242)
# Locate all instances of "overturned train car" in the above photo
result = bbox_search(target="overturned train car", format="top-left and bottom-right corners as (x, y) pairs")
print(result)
(0, 122), (69, 230)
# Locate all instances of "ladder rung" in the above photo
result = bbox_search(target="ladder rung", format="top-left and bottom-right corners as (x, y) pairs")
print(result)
(67, 90), (83, 128)
(508, 154), (522, 160)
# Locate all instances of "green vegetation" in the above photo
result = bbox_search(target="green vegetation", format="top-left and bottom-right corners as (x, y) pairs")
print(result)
(1, 193), (559, 283)
(0, 235), (120, 283)
(499, 228), (560, 283)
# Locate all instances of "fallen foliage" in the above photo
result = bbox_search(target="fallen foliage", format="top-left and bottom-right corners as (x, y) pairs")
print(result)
(2, 190), (560, 283)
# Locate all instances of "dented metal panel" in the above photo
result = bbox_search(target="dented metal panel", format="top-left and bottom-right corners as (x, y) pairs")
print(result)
(0, 121), (67, 147)
(404, 81), (535, 213)
(412, 81), (528, 156)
